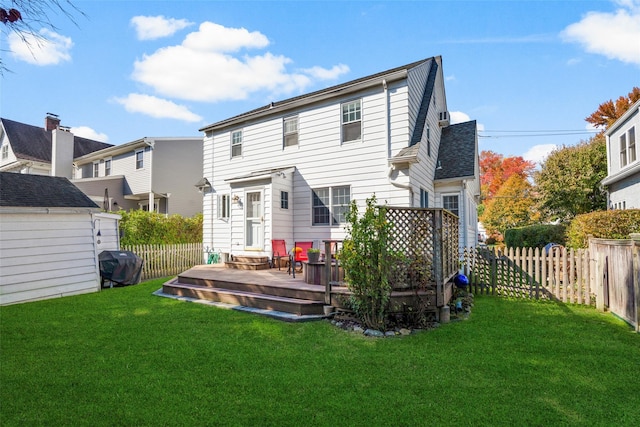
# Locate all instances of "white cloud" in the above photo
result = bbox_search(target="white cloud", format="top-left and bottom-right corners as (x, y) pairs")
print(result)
(561, 1), (640, 65)
(445, 75), (456, 81)
(523, 144), (558, 165)
(71, 126), (109, 142)
(8, 28), (72, 65)
(130, 21), (349, 103)
(112, 93), (203, 122)
(449, 111), (470, 124)
(301, 64), (350, 80)
(131, 15), (194, 40)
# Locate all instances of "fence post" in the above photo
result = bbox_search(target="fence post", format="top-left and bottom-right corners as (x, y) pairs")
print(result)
(595, 252), (606, 311)
(633, 242), (640, 333)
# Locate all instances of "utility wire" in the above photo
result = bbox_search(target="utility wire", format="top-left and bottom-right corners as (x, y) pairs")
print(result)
(479, 129), (599, 138)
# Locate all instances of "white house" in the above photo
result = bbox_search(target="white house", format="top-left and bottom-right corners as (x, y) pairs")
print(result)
(199, 56), (479, 263)
(72, 136), (204, 216)
(0, 172), (120, 305)
(602, 99), (640, 209)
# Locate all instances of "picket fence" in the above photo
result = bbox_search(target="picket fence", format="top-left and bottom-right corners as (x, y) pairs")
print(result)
(122, 243), (203, 281)
(462, 246), (595, 306)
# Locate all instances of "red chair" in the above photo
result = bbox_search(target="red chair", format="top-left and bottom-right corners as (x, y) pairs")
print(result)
(289, 241), (313, 277)
(271, 239), (289, 270)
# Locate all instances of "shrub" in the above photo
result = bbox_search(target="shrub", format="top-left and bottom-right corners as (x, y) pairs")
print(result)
(118, 210), (203, 245)
(504, 224), (566, 248)
(565, 209), (640, 248)
(340, 196), (396, 331)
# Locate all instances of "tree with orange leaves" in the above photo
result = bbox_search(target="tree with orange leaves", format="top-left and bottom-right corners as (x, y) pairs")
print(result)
(479, 150), (535, 201)
(585, 87), (640, 130)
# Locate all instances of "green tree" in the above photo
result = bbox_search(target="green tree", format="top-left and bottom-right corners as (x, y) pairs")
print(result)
(480, 174), (538, 237)
(534, 135), (607, 221)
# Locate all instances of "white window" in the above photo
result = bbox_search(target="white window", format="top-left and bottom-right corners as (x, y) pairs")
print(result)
(280, 191), (289, 209)
(312, 186), (350, 226)
(283, 116), (298, 147)
(443, 195), (459, 217)
(93, 162), (99, 177)
(105, 159), (111, 176)
(1, 144), (8, 160)
(231, 130), (242, 158)
(217, 194), (230, 219)
(135, 150), (144, 169)
(420, 188), (429, 208)
(620, 133), (627, 167)
(628, 126), (636, 164)
(341, 100), (361, 143)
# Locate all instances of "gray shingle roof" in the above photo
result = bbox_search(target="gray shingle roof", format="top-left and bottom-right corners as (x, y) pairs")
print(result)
(1, 118), (112, 163)
(0, 172), (99, 208)
(435, 120), (477, 180)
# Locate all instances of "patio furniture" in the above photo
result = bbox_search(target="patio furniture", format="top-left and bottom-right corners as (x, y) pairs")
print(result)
(271, 239), (289, 270)
(289, 241), (313, 278)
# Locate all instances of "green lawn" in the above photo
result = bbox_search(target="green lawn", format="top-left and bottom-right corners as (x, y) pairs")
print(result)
(1, 278), (639, 426)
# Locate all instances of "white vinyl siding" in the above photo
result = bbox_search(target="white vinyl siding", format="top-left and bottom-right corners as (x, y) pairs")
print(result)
(0, 212), (102, 305)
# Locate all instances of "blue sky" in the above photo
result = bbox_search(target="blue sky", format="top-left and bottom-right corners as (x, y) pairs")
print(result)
(1, 0), (638, 164)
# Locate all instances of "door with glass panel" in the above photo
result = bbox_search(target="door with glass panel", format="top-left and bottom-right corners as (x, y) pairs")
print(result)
(245, 191), (263, 249)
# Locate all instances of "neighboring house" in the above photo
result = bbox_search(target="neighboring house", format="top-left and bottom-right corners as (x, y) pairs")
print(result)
(199, 56), (479, 262)
(72, 136), (204, 216)
(0, 115), (112, 176)
(602, 99), (640, 209)
(0, 172), (120, 305)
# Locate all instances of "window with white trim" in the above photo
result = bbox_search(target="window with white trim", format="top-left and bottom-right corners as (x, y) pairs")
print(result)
(93, 162), (99, 177)
(1, 144), (8, 160)
(620, 133), (628, 167)
(280, 191), (289, 209)
(443, 194), (459, 217)
(341, 100), (361, 143)
(217, 194), (230, 219)
(135, 150), (144, 169)
(105, 159), (111, 176)
(628, 126), (636, 164)
(283, 116), (298, 147)
(231, 130), (242, 158)
(312, 186), (350, 226)
(420, 188), (428, 208)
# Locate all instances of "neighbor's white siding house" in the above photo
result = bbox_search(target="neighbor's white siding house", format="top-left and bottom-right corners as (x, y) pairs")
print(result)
(602, 99), (640, 209)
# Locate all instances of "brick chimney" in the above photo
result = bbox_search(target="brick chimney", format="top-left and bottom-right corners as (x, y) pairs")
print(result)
(45, 113), (60, 131)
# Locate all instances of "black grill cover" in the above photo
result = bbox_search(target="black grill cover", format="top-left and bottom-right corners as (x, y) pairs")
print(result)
(99, 251), (143, 286)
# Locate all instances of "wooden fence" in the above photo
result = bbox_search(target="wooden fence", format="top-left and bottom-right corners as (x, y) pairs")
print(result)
(122, 243), (203, 281)
(463, 246), (594, 305)
(464, 239), (640, 332)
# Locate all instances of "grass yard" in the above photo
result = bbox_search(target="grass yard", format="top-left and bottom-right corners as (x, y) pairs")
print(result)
(1, 278), (639, 426)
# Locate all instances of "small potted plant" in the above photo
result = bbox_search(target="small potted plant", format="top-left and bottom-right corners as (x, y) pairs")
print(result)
(307, 248), (321, 263)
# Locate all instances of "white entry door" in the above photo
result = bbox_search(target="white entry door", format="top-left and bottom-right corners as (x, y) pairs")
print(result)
(245, 191), (263, 249)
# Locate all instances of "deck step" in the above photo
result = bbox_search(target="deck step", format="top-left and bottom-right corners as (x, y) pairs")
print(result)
(163, 279), (325, 316)
(225, 261), (271, 270)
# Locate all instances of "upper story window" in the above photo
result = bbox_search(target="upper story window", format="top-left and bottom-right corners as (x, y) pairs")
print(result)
(341, 100), (361, 143)
(1, 144), (8, 160)
(620, 126), (637, 167)
(312, 186), (350, 226)
(135, 150), (144, 169)
(443, 194), (459, 217)
(93, 162), (99, 178)
(280, 191), (289, 209)
(105, 159), (111, 176)
(283, 116), (298, 147)
(231, 130), (243, 158)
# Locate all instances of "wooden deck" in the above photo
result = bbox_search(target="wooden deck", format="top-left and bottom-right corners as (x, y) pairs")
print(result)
(158, 264), (349, 321)
(158, 263), (447, 322)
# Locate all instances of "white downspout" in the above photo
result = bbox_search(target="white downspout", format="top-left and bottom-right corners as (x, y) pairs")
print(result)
(462, 180), (468, 251)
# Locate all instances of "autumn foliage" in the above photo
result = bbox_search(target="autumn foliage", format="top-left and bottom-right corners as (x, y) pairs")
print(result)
(585, 87), (640, 130)
(480, 151), (535, 201)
